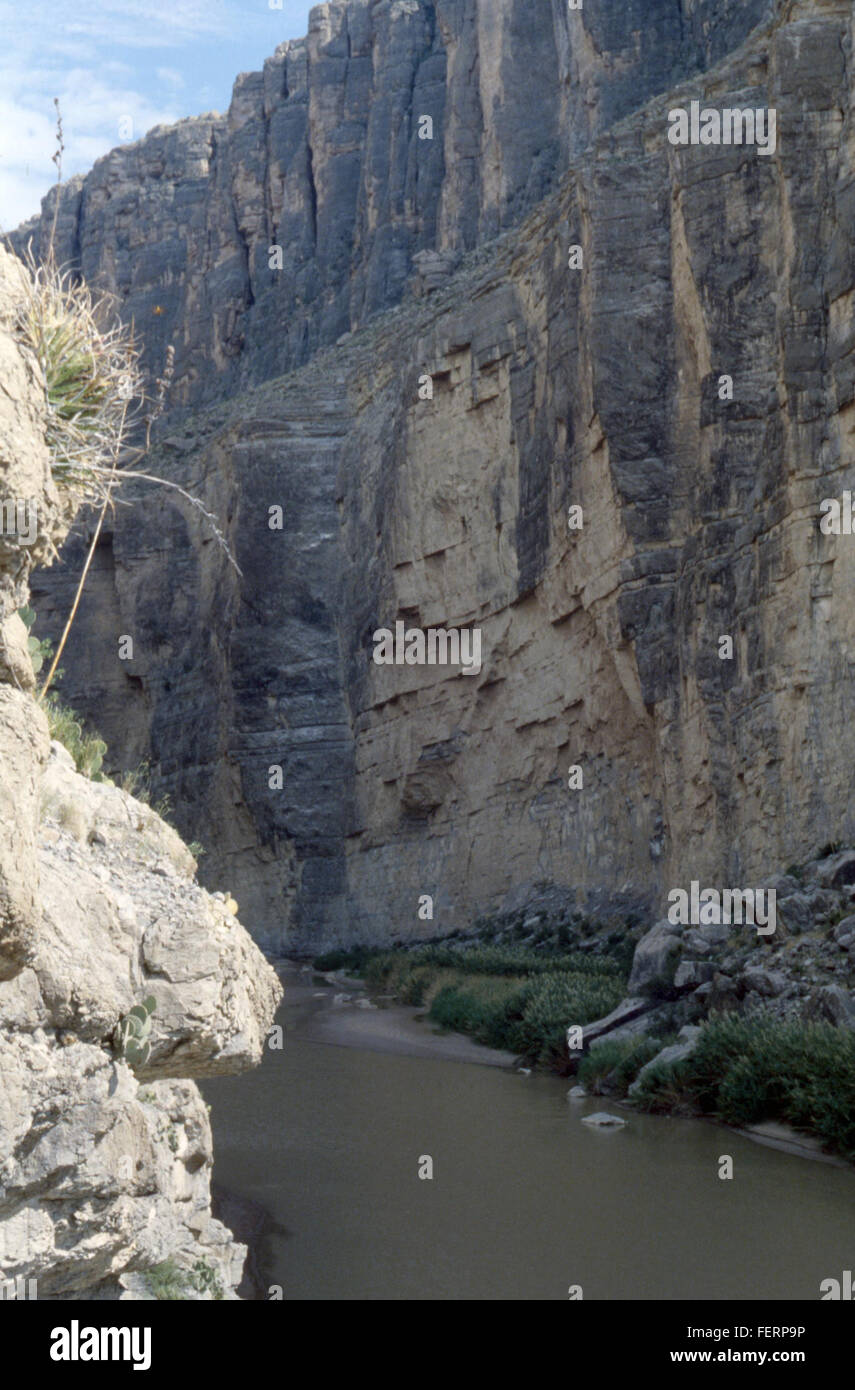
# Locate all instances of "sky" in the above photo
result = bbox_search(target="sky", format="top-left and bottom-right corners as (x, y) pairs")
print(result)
(0, 0), (315, 231)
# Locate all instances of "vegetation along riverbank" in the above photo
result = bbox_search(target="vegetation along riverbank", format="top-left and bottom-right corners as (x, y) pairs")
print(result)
(314, 846), (855, 1163)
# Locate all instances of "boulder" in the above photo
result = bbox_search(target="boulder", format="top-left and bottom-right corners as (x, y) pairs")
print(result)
(0, 1035), (244, 1298)
(816, 851), (855, 890)
(803, 985), (855, 1030)
(707, 973), (739, 1012)
(758, 874), (801, 900)
(778, 892), (816, 933)
(626, 920), (683, 997)
(581, 1112), (627, 1128)
(674, 959), (715, 990)
(696, 922), (730, 946)
(628, 1027), (701, 1096)
(833, 914), (855, 949)
(683, 930), (712, 955)
(33, 743), (282, 1079)
(582, 997), (656, 1047)
(742, 967), (788, 998)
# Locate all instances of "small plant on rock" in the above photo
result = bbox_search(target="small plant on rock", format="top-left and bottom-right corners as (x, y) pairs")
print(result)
(113, 995), (157, 1069)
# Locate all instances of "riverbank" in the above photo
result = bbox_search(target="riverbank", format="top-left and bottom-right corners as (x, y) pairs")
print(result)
(308, 865), (855, 1166)
(202, 961), (855, 1299)
(284, 962), (516, 1067)
(294, 960), (852, 1168)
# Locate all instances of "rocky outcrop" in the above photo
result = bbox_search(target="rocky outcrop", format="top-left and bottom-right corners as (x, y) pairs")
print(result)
(0, 245), (281, 1299)
(37, 743), (279, 1079)
(14, 0), (855, 957)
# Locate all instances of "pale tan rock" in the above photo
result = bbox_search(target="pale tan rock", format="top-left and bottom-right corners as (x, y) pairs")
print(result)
(0, 687), (49, 980)
(0, 1037), (244, 1298)
(36, 744), (282, 1076)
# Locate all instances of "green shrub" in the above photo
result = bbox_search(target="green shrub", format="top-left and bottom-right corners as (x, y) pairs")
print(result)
(633, 1015), (855, 1159)
(362, 942), (623, 982)
(429, 976), (533, 1050)
(188, 1260), (224, 1300)
(44, 693), (107, 779)
(144, 1259), (189, 1301)
(360, 942), (629, 1066)
(143, 1257), (224, 1301)
(579, 1035), (670, 1096)
(514, 972), (626, 1064)
(312, 947), (376, 975)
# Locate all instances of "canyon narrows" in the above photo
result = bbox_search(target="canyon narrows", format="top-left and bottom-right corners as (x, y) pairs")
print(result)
(16, 0), (855, 954)
(3, 0), (855, 1317)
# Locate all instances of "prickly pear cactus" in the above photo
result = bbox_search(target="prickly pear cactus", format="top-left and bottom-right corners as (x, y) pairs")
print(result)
(113, 996), (156, 1070)
(17, 605), (48, 674)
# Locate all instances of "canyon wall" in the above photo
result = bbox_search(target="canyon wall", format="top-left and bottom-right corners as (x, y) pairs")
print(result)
(14, 0), (855, 954)
(12, 0), (774, 409)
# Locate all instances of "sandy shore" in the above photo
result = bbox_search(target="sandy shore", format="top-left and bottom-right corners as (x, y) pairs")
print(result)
(274, 961), (850, 1168)
(276, 960), (516, 1068)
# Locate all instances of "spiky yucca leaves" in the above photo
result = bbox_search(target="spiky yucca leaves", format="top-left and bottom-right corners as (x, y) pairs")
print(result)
(13, 243), (143, 504)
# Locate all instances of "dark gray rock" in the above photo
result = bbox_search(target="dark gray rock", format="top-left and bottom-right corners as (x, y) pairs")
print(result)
(778, 892), (816, 933)
(674, 959), (716, 991)
(803, 985), (855, 1031)
(742, 967), (788, 998)
(628, 1027), (701, 1096)
(627, 921), (683, 999)
(817, 851), (855, 890)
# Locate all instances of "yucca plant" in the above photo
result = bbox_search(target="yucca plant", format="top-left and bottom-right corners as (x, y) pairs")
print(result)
(3, 100), (241, 707)
(13, 250), (143, 503)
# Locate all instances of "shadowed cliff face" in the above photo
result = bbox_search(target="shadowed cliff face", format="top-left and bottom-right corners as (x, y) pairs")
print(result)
(18, 0), (855, 954)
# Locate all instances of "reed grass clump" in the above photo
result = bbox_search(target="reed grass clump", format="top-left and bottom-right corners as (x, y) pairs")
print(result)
(633, 1014), (855, 1159)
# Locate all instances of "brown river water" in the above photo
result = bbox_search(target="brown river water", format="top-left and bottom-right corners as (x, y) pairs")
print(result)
(201, 962), (855, 1301)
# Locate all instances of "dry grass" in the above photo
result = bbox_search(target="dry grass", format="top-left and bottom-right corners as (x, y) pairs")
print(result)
(13, 241), (143, 507)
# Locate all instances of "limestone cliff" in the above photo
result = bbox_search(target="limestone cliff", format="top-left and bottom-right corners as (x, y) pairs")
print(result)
(14, 0), (855, 956)
(0, 247), (281, 1299)
(11, 0), (774, 409)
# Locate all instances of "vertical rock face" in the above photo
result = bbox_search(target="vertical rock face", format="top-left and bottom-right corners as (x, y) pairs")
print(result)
(14, 1), (855, 956)
(12, 0), (775, 410)
(0, 246), (282, 1297)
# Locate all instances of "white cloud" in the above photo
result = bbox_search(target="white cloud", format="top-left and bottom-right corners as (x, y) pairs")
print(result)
(0, 74), (180, 228)
(0, 0), (314, 227)
(3, 0), (237, 52)
(156, 67), (186, 88)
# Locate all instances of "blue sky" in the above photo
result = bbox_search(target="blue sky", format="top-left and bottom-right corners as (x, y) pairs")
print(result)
(0, 0), (315, 230)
